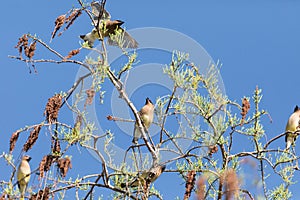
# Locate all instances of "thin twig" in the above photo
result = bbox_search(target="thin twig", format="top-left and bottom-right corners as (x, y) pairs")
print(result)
(159, 86), (177, 144)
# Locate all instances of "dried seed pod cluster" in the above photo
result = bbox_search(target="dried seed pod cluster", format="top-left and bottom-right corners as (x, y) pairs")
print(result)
(23, 125), (42, 152)
(52, 137), (61, 154)
(25, 41), (37, 59)
(39, 155), (72, 179)
(9, 131), (20, 153)
(64, 9), (82, 31)
(208, 145), (218, 158)
(15, 34), (28, 58)
(44, 94), (62, 124)
(241, 98), (250, 124)
(51, 15), (66, 40)
(184, 170), (196, 200)
(51, 9), (82, 40)
(29, 187), (50, 200)
(57, 157), (72, 178)
(64, 49), (80, 60)
(39, 155), (56, 178)
(15, 34), (37, 60)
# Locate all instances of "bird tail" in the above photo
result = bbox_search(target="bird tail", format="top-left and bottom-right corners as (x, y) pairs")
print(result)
(132, 124), (141, 144)
(132, 137), (138, 145)
(20, 192), (25, 200)
(286, 140), (292, 150)
(79, 33), (95, 48)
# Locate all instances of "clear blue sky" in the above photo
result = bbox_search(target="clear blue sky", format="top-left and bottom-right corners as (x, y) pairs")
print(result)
(1, 0), (300, 199)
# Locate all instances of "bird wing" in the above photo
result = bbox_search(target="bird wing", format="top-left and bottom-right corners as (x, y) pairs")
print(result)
(17, 161), (31, 198)
(129, 170), (154, 187)
(17, 163), (31, 183)
(129, 165), (164, 187)
(107, 28), (138, 49)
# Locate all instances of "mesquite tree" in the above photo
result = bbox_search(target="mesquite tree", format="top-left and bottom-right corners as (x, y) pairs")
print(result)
(1, 1), (298, 199)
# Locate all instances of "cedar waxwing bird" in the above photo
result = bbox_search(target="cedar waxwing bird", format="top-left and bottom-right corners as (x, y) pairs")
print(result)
(121, 164), (166, 188)
(17, 155), (31, 199)
(132, 98), (155, 144)
(285, 105), (300, 150)
(80, 2), (138, 48)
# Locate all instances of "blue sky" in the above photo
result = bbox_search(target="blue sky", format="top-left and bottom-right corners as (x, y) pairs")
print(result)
(1, 0), (300, 199)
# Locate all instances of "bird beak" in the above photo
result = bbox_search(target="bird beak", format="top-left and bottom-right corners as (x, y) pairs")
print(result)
(115, 20), (124, 25)
(79, 35), (86, 39)
(27, 156), (32, 162)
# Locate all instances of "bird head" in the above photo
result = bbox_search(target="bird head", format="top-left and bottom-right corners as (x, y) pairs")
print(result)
(294, 105), (299, 112)
(160, 164), (166, 172)
(145, 97), (153, 105)
(23, 155), (31, 162)
(115, 20), (124, 26)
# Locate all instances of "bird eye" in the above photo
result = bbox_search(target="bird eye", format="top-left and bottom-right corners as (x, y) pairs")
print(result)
(149, 172), (155, 178)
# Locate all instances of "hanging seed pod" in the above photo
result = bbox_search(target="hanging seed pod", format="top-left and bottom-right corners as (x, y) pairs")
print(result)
(44, 94), (62, 124)
(23, 125), (42, 152)
(183, 170), (196, 200)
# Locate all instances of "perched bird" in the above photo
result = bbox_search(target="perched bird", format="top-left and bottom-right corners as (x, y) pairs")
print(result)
(80, 2), (138, 48)
(132, 98), (155, 144)
(285, 105), (300, 150)
(121, 164), (166, 188)
(17, 155), (31, 199)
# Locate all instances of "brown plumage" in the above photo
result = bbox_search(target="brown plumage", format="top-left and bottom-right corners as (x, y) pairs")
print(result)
(132, 98), (155, 144)
(121, 164), (166, 188)
(80, 2), (138, 48)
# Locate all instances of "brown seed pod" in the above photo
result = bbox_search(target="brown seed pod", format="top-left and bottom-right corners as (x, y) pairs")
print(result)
(23, 125), (42, 152)
(44, 94), (62, 124)
(64, 9), (82, 31)
(106, 115), (114, 121)
(51, 15), (66, 40)
(208, 145), (218, 158)
(25, 41), (37, 59)
(184, 170), (196, 200)
(39, 155), (56, 178)
(52, 137), (61, 154)
(64, 49), (80, 60)
(9, 131), (20, 153)
(57, 157), (72, 178)
(15, 34), (29, 58)
(29, 187), (50, 200)
(241, 98), (250, 124)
